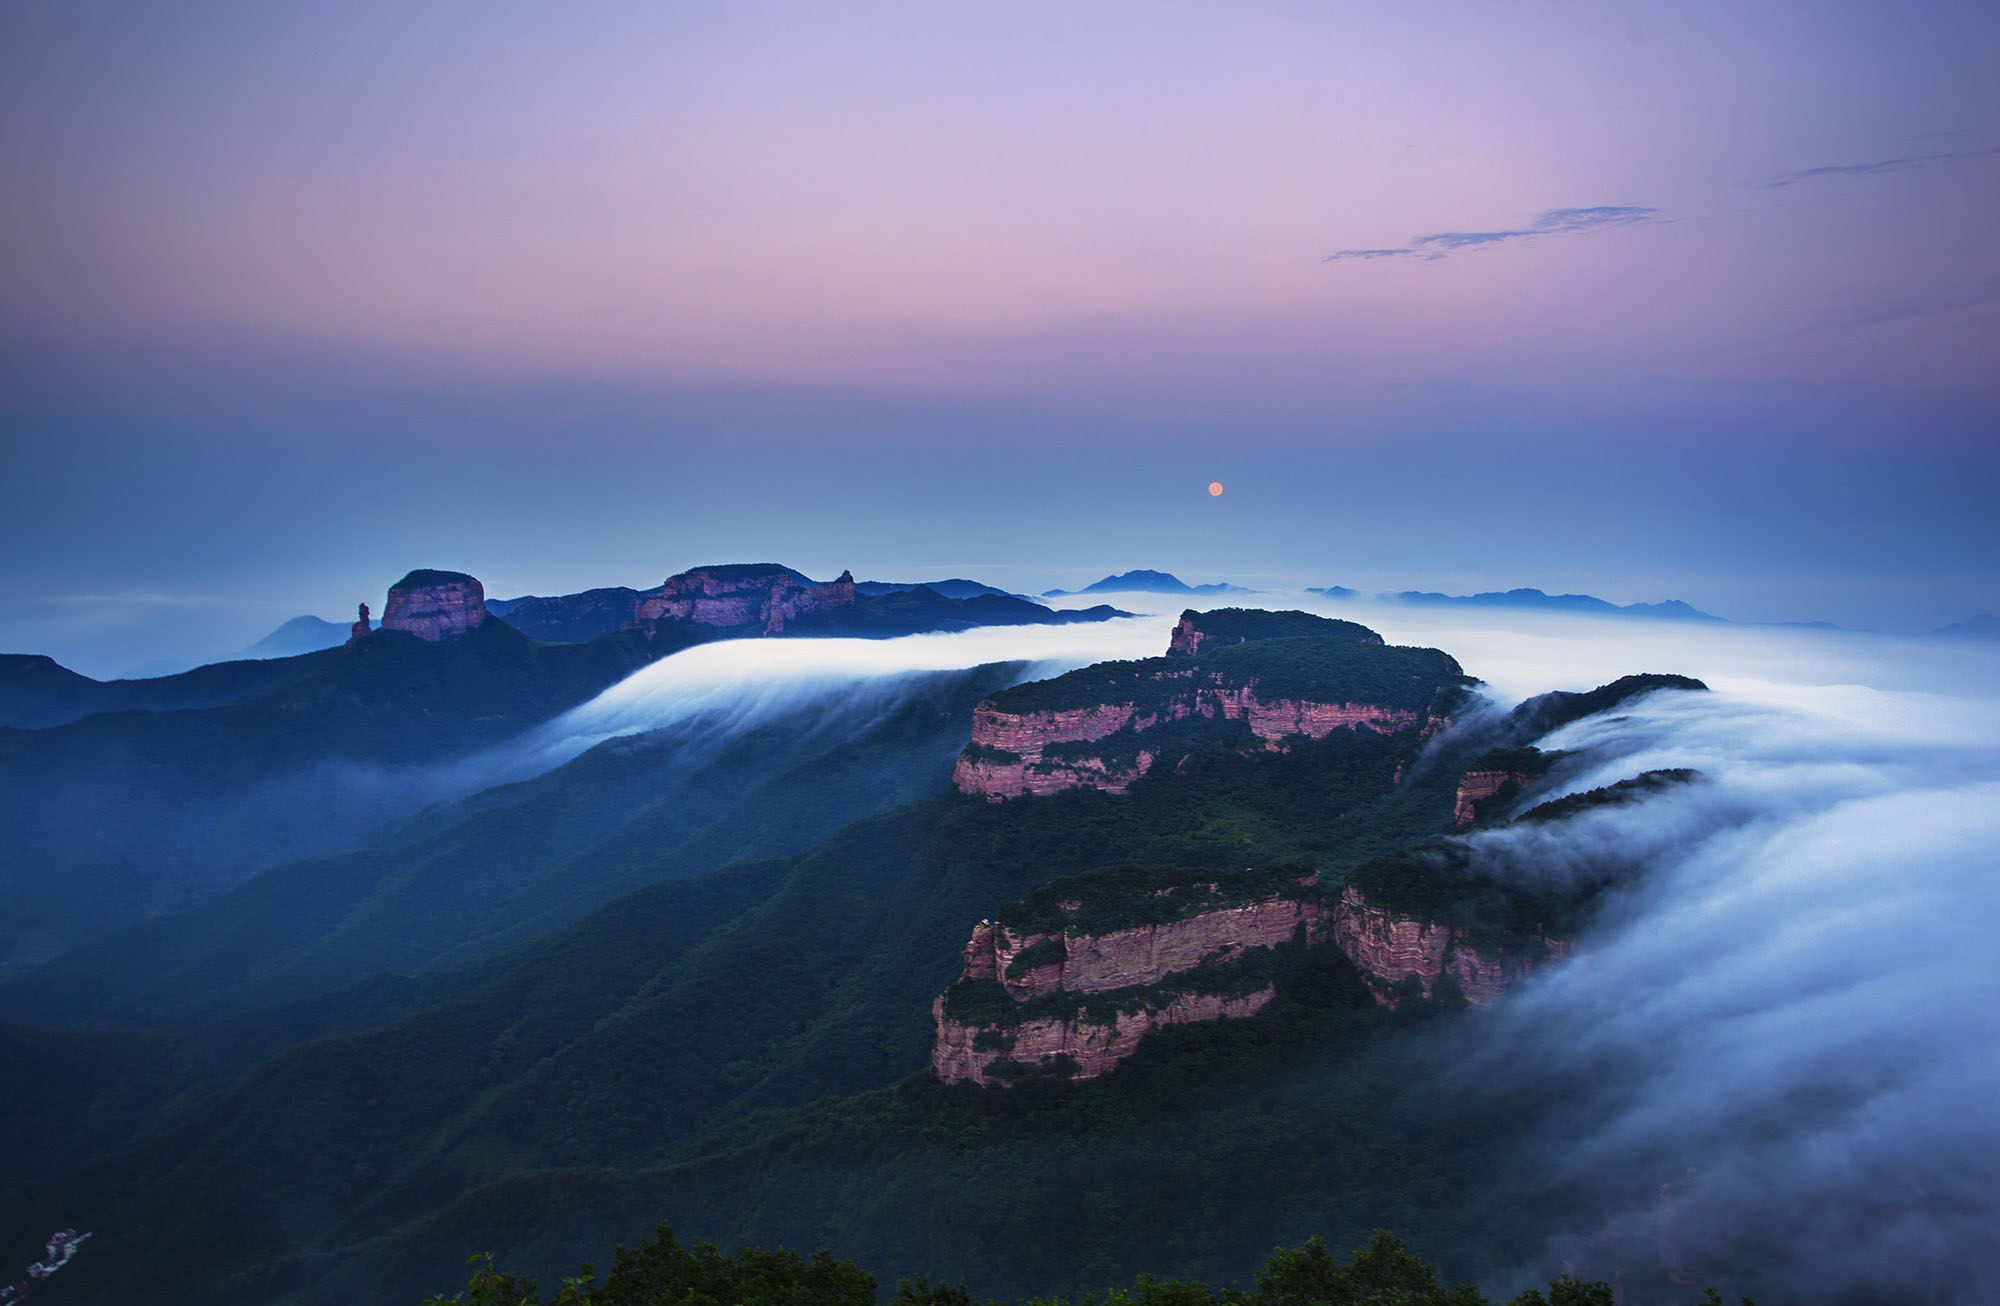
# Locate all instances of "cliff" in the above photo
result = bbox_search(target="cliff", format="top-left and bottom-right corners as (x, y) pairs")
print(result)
(931, 859), (1568, 1086)
(1452, 746), (1557, 827)
(953, 615), (1466, 801)
(1329, 884), (1564, 1007)
(631, 563), (857, 636)
(932, 867), (1329, 1086)
(377, 570), (490, 641)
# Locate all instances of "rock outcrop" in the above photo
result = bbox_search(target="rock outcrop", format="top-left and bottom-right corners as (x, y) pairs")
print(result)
(952, 691), (1428, 800)
(346, 602), (372, 646)
(378, 571), (489, 641)
(631, 564), (857, 636)
(1451, 748), (1555, 827)
(1452, 768), (1521, 826)
(1329, 884), (1564, 1007)
(932, 871), (1329, 1086)
(953, 616), (1463, 801)
(933, 864), (1569, 1087)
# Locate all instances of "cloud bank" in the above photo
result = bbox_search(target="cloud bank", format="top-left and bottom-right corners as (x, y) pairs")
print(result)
(502, 616), (1175, 780)
(1394, 609), (2000, 1303)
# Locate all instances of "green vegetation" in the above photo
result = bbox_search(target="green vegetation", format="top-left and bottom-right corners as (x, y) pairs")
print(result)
(0, 662), (1026, 1030)
(1170, 608), (1383, 652)
(986, 637), (1466, 720)
(1003, 936), (1066, 977)
(1200, 640), (1467, 711)
(1463, 747), (1553, 776)
(984, 656), (1188, 715)
(1501, 674), (1707, 742)
(0, 648), (1727, 1306)
(429, 1223), (1751, 1306)
(678, 562), (812, 582)
(1514, 770), (1700, 825)
(1000, 863), (1319, 937)
(1037, 713), (1254, 773)
(394, 568), (482, 589)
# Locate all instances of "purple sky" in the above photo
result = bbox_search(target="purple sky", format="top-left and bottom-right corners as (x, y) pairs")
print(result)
(4, 1), (1997, 673)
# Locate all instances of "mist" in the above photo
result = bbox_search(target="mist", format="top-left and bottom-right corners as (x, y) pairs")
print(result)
(495, 615), (1176, 782)
(1331, 598), (2000, 1303)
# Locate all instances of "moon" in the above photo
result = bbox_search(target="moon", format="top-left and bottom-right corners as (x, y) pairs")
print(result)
(1207, 481), (1224, 497)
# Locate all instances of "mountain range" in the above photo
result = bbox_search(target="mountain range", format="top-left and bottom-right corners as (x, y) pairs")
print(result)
(1311, 585), (1725, 622)
(0, 563), (1125, 970)
(0, 589), (1724, 1304)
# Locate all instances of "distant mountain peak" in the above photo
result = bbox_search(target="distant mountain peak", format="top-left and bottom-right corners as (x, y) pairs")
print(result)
(240, 615), (349, 661)
(1934, 613), (2000, 639)
(1043, 569), (1253, 597)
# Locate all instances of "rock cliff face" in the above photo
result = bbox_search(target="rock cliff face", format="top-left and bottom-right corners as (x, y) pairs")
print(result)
(933, 869), (1567, 1086)
(953, 611), (1463, 802)
(932, 874), (1328, 1086)
(631, 564), (856, 636)
(378, 571), (489, 641)
(1451, 747), (1556, 827)
(1453, 768), (1530, 827)
(931, 987), (1277, 1087)
(1330, 884), (1564, 1007)
(953, 680), (1431, 801)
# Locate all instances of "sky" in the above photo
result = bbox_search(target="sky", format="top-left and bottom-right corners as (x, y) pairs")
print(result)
(3, 0), (1997, 674)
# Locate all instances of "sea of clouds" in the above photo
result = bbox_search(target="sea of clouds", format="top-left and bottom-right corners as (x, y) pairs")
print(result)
(403, 589), (1998, 1301)
(1257, 592), (2000, 1305)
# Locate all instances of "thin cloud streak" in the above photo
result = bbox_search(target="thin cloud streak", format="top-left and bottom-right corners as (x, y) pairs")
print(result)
(1325, 205), (1663, 263)
(1764, 144), (2000, 188)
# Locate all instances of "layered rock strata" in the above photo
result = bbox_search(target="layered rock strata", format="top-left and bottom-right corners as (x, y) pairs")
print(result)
(377, 571), (489, 641)
(932, 875), (1329, 1086)
(954, 612), (1462, 802)
(953, 683), (1430, 800)
(934, 872), (1565, 1086)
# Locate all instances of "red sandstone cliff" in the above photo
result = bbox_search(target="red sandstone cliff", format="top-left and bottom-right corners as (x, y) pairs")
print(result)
(378, 571), (489, 641)
(1167, 614), (1208, 656)
(933, 873), (1564, 1086)
(931, 877), (1327, 1086)
(931, 987), (1276, 1087)
(952, 684), (1427, 801)
(632, 565), (856, 636)
(1330, 884), (1564, 1007)
(1453, 768), (1532, 827)
(1451, 749), (1555, 826)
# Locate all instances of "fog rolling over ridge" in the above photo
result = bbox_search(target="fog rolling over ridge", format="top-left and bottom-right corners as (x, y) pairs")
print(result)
(1331, 598), (2000, 1303)
(493, 614), (1177, 784)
